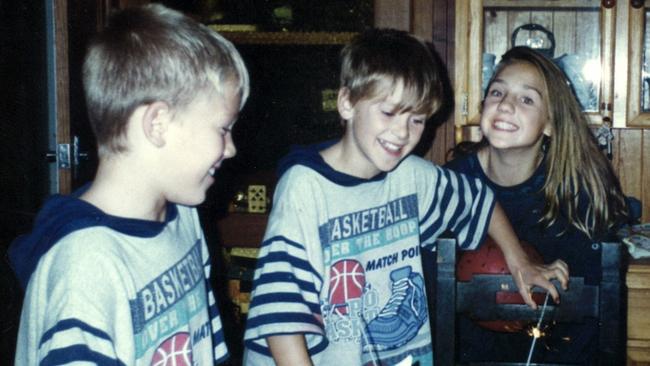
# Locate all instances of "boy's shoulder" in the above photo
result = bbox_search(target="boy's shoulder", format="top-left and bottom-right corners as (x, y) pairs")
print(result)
(387, 154), (443, 180)
(9, 191), (192, 289)
(8, 194), (101, 288)
(397, 154), (436, 170)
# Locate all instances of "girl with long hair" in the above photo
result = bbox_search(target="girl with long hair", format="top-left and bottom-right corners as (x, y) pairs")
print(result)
(442, 46), (634, 363)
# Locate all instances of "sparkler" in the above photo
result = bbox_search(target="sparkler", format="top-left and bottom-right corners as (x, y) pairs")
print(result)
(525, 292), (550, 365)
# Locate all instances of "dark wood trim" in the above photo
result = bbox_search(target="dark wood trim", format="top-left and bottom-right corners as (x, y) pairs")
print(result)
(54, 0), (71, 194)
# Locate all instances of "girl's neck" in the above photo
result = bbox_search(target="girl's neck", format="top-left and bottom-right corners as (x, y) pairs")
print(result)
(478, 146), (543, 187)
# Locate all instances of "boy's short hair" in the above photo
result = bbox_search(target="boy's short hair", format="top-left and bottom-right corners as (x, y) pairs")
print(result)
(339, 28), (443, 117)
(83, 4), (249, 155)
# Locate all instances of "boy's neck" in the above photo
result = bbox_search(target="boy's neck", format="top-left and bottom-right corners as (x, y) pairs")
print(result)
(320, 138), (379, 179)
(479, 146), (543, 187)
(79, 157), (168, 222)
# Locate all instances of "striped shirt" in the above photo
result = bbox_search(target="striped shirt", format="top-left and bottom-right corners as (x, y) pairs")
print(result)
(14, 204), (228, 365)
(244, 152), (494, 366)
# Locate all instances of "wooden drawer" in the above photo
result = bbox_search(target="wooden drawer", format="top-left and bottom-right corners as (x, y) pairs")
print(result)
(628, 258), (650, 365)
(216, 212), (268, 248)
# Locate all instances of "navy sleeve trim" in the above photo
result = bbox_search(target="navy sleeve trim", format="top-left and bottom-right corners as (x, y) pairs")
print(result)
(40, 345), (126, 366)
(40, 318), (112, 348)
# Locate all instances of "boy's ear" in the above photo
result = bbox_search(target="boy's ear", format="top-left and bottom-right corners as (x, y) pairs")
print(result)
(142, 101), (171, 147)
(337, 87), (354, 120)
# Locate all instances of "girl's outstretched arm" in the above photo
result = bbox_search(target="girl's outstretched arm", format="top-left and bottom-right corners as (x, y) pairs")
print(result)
(488, 202), (570, 309)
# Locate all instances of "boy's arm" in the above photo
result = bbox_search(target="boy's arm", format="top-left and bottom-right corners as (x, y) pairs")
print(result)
(489, 203), (569, 309)
(268, 334), (313, 366)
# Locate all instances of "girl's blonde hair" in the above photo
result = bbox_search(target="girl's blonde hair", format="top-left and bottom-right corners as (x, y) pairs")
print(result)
(486, 46), (629, 239)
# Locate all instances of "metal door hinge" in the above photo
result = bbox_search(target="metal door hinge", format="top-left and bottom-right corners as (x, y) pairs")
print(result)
(45, 136), (88, 169)
(45, 143), (71, 169)
(461, 93), (469, 116)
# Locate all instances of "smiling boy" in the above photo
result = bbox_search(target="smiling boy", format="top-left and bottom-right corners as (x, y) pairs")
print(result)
(10, 4), (249, 365)
(243, 29), (567, 366)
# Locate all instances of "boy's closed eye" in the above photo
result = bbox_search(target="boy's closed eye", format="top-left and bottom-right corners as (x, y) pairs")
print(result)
(220, 120), (237, 135)
(410, 114), (426, 124)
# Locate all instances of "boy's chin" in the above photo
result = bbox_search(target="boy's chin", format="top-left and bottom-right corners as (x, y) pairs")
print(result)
(171, 192), (208, 207)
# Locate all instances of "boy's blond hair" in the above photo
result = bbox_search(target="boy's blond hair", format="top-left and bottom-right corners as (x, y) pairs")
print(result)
(83, 4), (249, 156)
(339, 28), (443, 117)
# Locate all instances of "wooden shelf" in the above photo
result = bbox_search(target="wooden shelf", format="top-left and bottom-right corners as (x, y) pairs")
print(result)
(209, 27), (357, 45)
(216, 212), (268, 248)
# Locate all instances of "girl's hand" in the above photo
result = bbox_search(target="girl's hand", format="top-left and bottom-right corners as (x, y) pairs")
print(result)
(508, 259), (569, 309)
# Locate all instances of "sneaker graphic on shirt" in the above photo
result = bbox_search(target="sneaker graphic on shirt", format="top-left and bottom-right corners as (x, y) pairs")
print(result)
(365, 265), (427, 350)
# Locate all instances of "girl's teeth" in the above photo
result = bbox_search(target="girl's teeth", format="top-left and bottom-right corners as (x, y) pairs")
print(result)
(209, 167), (216, 176)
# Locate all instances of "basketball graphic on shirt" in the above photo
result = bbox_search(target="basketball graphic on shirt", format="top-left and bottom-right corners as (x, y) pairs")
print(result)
(328, 259), (366, 315)
(150, 332), (192, 366)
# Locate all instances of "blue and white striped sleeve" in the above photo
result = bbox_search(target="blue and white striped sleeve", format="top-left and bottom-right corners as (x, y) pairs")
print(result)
(37, 319), (124, 366)
(25, 243), (128, 366)
(191, 206), (229, 364)
(202, 245), (229, 364)
(420, 165), (495, 250)
(244, 174), (326, 357)
(244, 237), (325, 357)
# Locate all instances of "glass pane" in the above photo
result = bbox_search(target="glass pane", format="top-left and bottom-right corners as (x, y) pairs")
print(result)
(642, 7), (650, 112)
(482, 3), (601, 113)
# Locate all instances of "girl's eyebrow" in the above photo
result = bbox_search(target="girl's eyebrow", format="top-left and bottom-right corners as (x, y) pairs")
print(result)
(491, 78), (543, 98)
(522, 84), (543, 98)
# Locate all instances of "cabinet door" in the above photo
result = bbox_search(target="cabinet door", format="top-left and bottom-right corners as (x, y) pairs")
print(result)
(455, 0), (614, 142)
(615, 0), (650, 127)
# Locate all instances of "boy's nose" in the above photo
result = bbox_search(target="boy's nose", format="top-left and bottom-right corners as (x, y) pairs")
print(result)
(391, 116), (410, 139)
(224, 135), (237, 159)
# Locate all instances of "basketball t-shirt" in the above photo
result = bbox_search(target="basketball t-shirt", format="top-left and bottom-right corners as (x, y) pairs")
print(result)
(243, 142), (494, 366)
(13, 198), (228, 366)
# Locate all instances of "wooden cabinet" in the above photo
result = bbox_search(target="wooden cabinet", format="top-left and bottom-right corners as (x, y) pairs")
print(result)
(454, 0), (650, 223)
(454, 0), (613, 137)
(614, 0), (650, 128)
(627, 257), (650, 365)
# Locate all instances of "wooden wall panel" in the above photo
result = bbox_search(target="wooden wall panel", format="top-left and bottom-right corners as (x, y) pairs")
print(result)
(616, 129), (642, 203)
(613, 129), (649, 223)
(412, 0), (434, 40)
(374, 0), (411, 30)
(374, 0), (454, 166)
(640, 129), (650, 222)
(428, 0), (456, 166)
